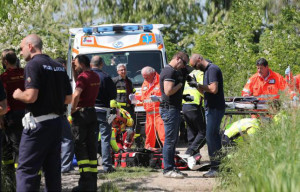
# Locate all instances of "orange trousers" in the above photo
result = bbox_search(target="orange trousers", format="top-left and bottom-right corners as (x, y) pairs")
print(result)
(145, 111), (165, 148)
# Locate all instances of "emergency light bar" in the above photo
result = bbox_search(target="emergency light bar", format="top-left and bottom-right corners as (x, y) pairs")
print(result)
(82, 24), (154, 35)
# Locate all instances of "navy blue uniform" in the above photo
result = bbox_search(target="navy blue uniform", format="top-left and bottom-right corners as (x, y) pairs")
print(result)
(92, 68), (117, 172)
(93, 69), (116, 108)
(16, 54), (72, 192)
(0, 80), (7, 190)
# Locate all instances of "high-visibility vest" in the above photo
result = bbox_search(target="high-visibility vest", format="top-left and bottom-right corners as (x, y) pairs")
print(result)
(242, 69), (288, 100)
(224, 118), (259, 143)
(182, 70), (204, 105)
(112, 108), (134, 132)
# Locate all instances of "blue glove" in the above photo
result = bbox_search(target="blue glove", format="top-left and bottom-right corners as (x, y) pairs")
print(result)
(285, 66), (290, 75)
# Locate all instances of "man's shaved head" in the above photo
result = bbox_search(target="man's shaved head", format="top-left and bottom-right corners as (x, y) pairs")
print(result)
(24, 34), (43, 50)
(190, 53), (203, 61)
(20, 34), (43, 61)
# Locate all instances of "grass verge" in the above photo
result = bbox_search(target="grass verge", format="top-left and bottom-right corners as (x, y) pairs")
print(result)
(217, 107), (300, 192)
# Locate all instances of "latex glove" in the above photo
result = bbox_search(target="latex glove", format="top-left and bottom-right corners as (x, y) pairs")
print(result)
(150, 95), (161, 102)
(129, 93), (137, 104)
(188, 80), (198, 88)
(285, 66), (290, 75)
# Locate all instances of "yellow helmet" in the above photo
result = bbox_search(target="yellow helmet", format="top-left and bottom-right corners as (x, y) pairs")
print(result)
(110, 100), (121, 108)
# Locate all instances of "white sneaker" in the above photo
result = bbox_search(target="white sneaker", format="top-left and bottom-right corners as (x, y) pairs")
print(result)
(178, 154), (191, 159)
(163, 170), (184, 179)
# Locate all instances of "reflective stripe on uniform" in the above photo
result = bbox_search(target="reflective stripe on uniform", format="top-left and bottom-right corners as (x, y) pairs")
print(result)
(242, 88), (251, 94)
(118, 102), (130, 107)
(117, 89), (126, 93)
(77, 159), (90, 165)
(2, 159), (14, 165)
(258, 94), (278, 98)
(79, 167), (98, 173)
(89, 160), (97, 165)
(147, 111), (160, 115)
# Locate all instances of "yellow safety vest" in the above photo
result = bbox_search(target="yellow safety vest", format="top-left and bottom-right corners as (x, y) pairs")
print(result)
(182, 70), (204, 106)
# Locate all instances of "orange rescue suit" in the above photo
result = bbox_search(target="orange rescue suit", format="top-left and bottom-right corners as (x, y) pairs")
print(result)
(242, 69), (288, 100)
(293, 74), (300, 94)
(141, 72), (165, 148)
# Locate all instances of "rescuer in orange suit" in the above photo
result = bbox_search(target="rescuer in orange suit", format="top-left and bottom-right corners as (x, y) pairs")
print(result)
(293, 74), (300, 94)
(136, 66), (165, 149)
(242, 58), (289, 100)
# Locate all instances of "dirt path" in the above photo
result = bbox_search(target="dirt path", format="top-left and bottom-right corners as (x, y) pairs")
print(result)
(50, 145), (216, 191)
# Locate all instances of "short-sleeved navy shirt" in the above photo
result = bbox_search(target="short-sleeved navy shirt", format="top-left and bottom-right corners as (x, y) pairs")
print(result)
(203, 63), (225, 109)
(0, 80), (7, 101)
(24, 54), (72, 117)
(92, 69), (117, 108)
(159, 65), (183, 109)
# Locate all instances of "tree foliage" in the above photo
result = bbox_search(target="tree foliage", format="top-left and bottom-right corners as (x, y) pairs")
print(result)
(193, 0), (300, 96)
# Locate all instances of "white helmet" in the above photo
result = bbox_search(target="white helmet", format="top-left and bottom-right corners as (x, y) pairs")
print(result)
(187, 153), (202, 170)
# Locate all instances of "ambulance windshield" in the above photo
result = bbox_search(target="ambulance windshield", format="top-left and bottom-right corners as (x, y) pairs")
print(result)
(87, 51), (164, 87)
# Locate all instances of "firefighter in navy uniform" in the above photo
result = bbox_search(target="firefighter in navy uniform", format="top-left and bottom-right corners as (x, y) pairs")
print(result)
(112, 64), (136, 146)
(71, 54), (100, 192)
(13, 34), (72, 191)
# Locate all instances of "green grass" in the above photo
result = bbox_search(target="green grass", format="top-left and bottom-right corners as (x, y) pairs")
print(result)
(217, 107), (300, 192)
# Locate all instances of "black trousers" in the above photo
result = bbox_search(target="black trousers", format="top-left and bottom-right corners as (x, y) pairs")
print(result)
(2, 110), (25, 166)
(71, 108), (98, 190)
(182, 104), (206, 156)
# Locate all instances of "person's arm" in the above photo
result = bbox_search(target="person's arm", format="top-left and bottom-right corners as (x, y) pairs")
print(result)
(71, 87), (82, 114)
(13, 88), (39, 103)
(72, 60), (79, 82)
(0, 99), (7, 115)
(197, 82), (218, 94)
(164, 80), (183, 96)
(65, 95), (72, 104)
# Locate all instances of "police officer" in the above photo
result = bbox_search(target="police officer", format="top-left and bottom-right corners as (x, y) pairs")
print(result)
(90, 55), (117, 173)
(71, 54), (100, 191)
(113, 64), (136, 146)
(0, 80), (8, 190)
(54, 57), (75, 174)
(13, 34), (72, 191)
(182, 69), (206, 157)
(0, 49), (25, 188)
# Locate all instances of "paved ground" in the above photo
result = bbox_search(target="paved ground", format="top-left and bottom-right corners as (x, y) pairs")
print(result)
(42, 144), (216, 192)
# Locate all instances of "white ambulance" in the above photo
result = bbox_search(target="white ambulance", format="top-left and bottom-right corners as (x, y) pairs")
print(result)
(67, 23), (168, 129)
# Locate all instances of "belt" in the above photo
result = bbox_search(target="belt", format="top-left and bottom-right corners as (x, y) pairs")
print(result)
(34, 113), (59, 123)
(95, 107), (110, 114)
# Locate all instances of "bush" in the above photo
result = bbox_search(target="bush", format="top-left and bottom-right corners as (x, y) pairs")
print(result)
(218, 107), (300, 191)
